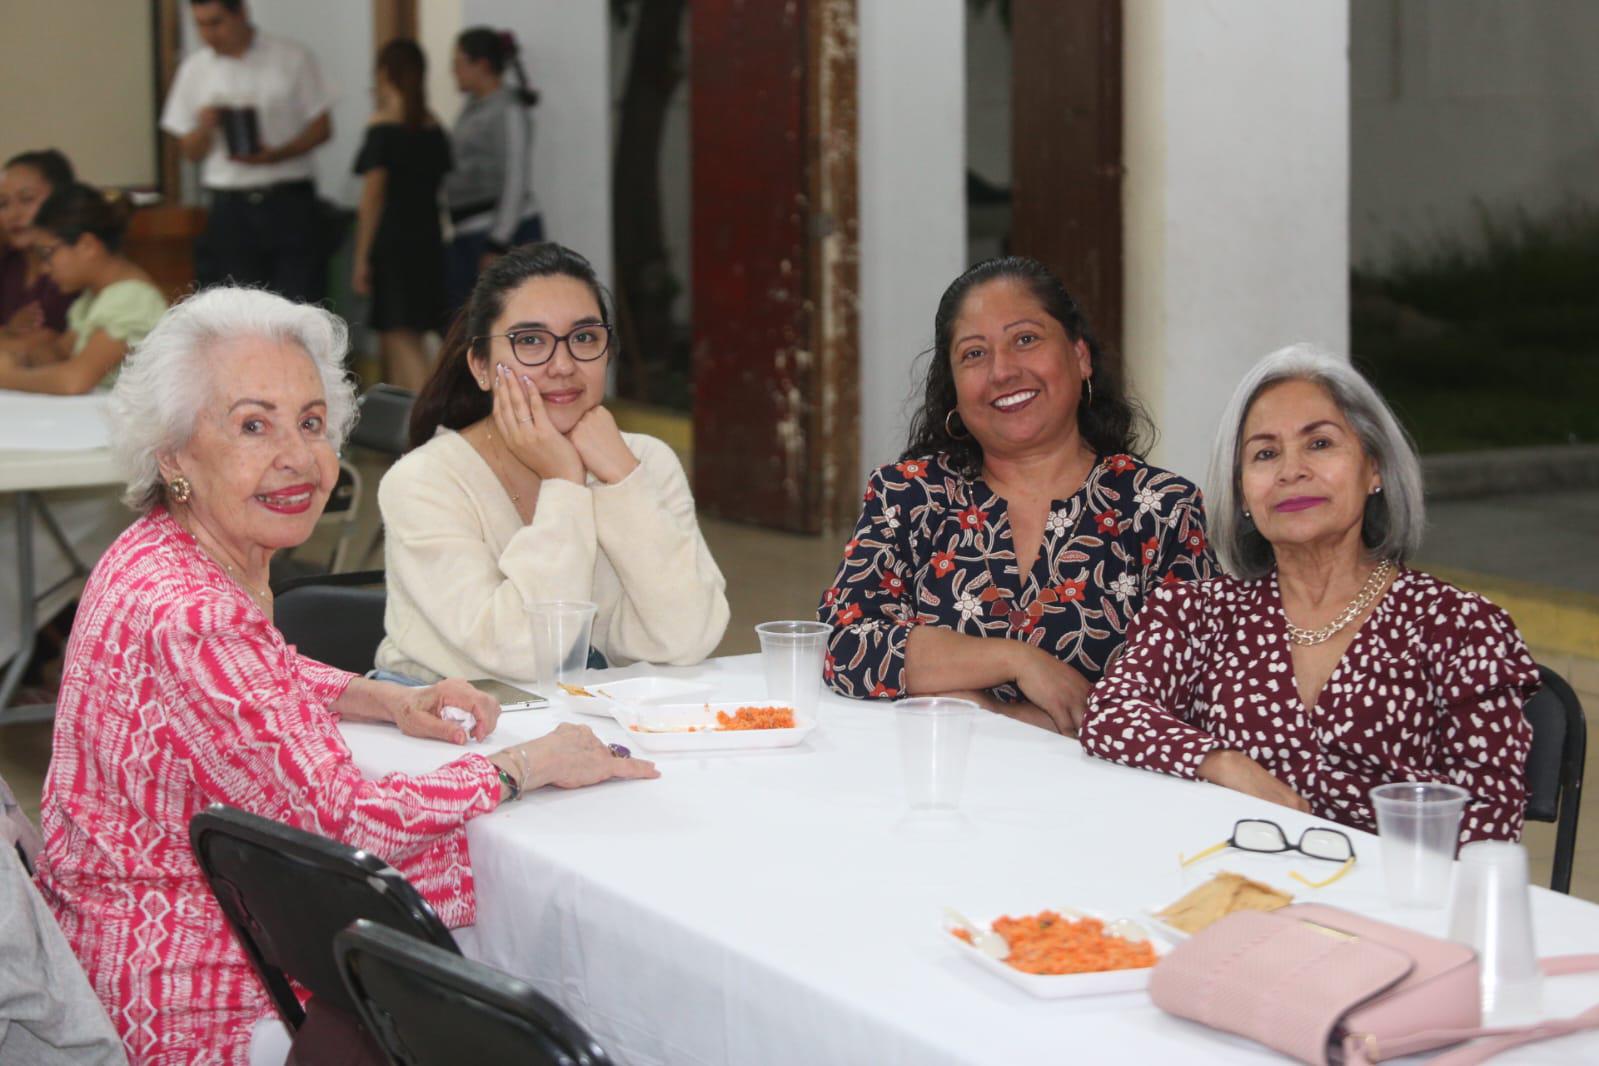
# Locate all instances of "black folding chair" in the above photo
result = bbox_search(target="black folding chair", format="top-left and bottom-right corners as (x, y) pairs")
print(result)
(1524, 665), (1587, 894)
(349, 384), (416, 458)
(189, 806), (459, 1065)
(272, 570), (388, 675)
(346, 385), (417, 570)
(336, 920), (612, 1066)
(271, 460), (364, 584)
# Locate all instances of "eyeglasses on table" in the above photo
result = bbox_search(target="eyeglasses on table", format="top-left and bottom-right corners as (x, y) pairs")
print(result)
(1180, 818), (1357, 889)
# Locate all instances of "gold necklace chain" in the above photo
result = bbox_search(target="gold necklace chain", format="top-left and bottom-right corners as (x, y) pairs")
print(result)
(219, 558), (273, 610)
(1281, 558), (1395, 646)
(482, 429), (524, 504)
(175, 511), (272, 609)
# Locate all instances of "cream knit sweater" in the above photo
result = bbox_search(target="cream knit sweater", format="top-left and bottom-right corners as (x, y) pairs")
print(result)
(374, 428), (729, 682)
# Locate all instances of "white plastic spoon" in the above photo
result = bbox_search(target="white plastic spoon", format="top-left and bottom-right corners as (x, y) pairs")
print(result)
(944, 907), (1009, 960)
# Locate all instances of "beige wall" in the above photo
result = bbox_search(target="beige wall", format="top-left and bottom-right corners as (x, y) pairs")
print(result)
(0, 0), (156, 187)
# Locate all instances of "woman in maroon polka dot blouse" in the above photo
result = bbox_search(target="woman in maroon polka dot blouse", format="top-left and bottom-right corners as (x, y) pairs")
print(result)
(1080, 345), (1539, 844)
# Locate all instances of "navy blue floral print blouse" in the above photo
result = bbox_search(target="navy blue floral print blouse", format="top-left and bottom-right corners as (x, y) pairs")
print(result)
(818, 451), (1216, 700)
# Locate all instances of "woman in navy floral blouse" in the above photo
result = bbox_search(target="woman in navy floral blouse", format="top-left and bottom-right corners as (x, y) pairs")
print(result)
(819, 257), (1215, 734)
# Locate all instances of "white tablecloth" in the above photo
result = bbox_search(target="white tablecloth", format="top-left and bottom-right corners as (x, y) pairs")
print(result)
(0, 391), (125, 674)
(340, 655), (1599, 1065)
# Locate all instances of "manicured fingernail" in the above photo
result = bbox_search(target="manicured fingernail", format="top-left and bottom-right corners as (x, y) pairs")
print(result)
(520, 375), (532, 385)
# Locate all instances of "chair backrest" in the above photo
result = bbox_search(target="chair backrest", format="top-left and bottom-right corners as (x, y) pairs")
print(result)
(272, 570), (388, 675)
(1523, 665), (1585, 823)
(188, 805), (458, 1031)
(350, 385), (417, 458)
(336, 920), (613, 1066)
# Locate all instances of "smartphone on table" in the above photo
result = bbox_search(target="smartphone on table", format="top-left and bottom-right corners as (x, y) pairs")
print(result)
(468, 679), (549, 712)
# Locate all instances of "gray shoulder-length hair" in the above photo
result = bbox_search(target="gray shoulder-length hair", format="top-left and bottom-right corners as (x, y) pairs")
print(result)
(108, 286), (357, 511)
(1206, 343), (1425, 580)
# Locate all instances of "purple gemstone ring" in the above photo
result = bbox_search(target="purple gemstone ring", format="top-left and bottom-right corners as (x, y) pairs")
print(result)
(608, 743), (630, 759)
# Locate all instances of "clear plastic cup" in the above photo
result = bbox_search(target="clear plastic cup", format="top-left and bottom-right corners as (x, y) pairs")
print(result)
(895, 697), (978, 811)
(1448, 841), (1543, 1024)
(530, 600), (597, 687)
(1370, 782), (1471, 907)
(755, 621), (830, 718)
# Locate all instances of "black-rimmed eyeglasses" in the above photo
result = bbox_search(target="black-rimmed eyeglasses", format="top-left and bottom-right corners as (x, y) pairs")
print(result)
(1180, 818), (1357, 889)
(474, 324), (613, 367)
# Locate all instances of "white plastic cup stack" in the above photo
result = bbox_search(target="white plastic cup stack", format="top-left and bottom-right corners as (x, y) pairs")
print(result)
(754, 621), (830, 718)
(1447, 840), (1543, 1024)
(895, 697), (978, 812)
(1370, 782), (1471, 907)
(529, 600), (597, 687)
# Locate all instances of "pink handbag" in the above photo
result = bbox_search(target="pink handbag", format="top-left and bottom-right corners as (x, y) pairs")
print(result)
(1148, 903), (1599, 1064)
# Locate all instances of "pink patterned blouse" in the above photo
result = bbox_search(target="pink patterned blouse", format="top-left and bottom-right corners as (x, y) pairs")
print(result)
(34, 508), (501, 1066)
(1080, 567), (1540, 844)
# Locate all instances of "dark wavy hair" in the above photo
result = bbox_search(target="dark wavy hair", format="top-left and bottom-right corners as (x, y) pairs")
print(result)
(457, 26), (539, 107)
(34, 183), (135, 253)
(409, 242), (614, 450)
(4, 148), (76, 193)
(901, 256), (1152, 476)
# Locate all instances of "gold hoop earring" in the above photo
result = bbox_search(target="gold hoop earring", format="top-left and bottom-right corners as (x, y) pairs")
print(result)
(944, 409), (970, 440)
(167, 476), (192, 504)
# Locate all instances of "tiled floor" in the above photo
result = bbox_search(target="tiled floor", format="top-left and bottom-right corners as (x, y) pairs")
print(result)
(3, 473), (1595, 903)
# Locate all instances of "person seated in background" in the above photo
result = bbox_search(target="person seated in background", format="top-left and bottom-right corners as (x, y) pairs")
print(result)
(376, 242), (730, 683)
(351, 38), (452, 391)
(0, 184), (166, 394)
(1080, 344), (1538, 845)
(33, 286), (656, 1066)
(0, 149), (77, 348)
(819, 256), (1214, 734)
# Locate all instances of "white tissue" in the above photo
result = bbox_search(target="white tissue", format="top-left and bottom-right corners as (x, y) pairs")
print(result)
(441, 705), (476, 735)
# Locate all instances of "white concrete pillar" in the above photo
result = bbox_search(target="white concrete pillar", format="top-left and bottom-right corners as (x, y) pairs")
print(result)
(856, 0), (968, 485)
(465, 0), (614, 290)
(1123, 0), (1350, 487)
(419, 0), (465, 128)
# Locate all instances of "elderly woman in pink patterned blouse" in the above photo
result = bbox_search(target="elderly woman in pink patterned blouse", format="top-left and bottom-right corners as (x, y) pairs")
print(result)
(1080, 344), (1539, 844)
(34, 287), (656, 1066)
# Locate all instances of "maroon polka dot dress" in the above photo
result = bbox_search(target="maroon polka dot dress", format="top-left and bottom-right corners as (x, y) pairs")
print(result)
(1080, 566), (1540, 843)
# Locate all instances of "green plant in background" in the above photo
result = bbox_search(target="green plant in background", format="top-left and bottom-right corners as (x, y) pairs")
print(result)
(1353, 202), (1599, 453)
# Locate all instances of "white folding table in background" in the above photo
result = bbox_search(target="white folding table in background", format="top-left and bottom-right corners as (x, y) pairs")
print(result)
(342, 655), (1599, 1066)
(0, 391), (122, 717)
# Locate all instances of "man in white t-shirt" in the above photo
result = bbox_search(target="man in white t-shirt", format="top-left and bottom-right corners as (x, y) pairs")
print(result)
(160, 0), (334, 302)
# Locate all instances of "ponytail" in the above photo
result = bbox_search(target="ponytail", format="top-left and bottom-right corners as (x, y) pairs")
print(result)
(506, 46), (540, 108)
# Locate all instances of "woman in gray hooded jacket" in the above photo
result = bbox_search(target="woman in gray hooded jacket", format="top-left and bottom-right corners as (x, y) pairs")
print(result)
(445, 27), (543, 311)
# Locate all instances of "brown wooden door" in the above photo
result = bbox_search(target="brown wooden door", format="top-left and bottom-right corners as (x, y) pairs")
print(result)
(689, 0), (858, 534)
(1010, 0), (1124, 353)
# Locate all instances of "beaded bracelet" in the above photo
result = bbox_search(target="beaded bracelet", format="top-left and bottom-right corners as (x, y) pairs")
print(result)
(495, 764), (521, 803)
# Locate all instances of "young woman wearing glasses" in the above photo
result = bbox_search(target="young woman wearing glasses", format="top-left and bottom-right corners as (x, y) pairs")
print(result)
(375, 242), (729, 683)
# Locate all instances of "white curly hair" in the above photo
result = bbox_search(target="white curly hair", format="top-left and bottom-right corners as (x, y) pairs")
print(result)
(107, 286), (357, 510)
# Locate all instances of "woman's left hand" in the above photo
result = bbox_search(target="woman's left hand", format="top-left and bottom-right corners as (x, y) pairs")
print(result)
(393, 678), (501, 744)
(567, 405), (640, 484)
